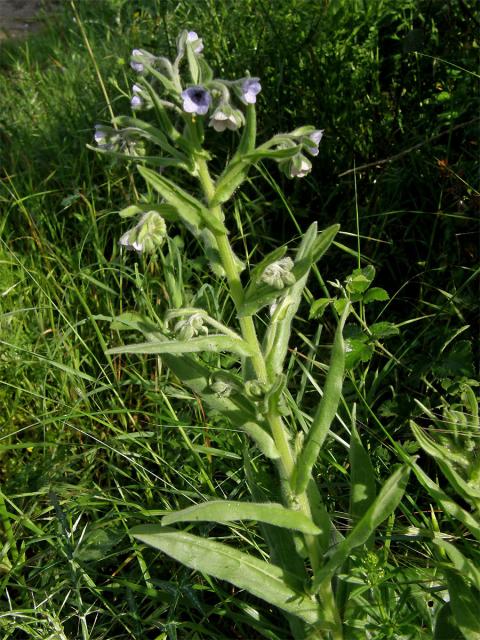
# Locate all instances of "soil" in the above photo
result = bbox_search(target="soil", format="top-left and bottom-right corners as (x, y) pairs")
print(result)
(0, 0), (52, 40)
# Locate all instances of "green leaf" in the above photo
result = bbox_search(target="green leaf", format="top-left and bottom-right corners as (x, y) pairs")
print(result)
(106, 334), (254, 358)
(432, 539), (480, 591)
(411, 460), (480, 540)
(411, 421), (480, 503)
(349, 422), (377, 528)
(210, 159), (251, 207)
(309, 298), (331, 319)
(138, 165), (203, 229)
(249, 246), (288, 285)
(363, 287), (390, 304)
(345, 265), (375, 294)
(311, 463), (411, 592)
(162, 500), (321, 535)
(369, 322), (400, 339)
(447, 571), (480, 639)
(433, 340), (475, 378)
(107, 313), (263, 431)
(292, 305), (349, 495)
(434, 602), (463, 640)
(138, 165), (227, 236)
(131, 526), (323, 625)
(345, 337), (374, 369)
(113, 116), (185, 159)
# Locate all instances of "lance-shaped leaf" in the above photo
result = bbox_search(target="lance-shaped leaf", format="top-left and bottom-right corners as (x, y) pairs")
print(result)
(162, 500), (321, 534)
(87, 144), (185, 168)
(432, 538), (480, 592)
(264, 224), (340, 378)
(291, 304), (349, 495)
(411, 421), (480, 504)
(349, 420), (377, 538)
(131, 526), (323, 625)
(446, 571), (480, 640)
(242, 223), (339, 320)
(114, 116), (186, 160)
(210, 146), (302, 207)
(411, 460), (480, 540)
(138, 165), (227, 235)
(118, 203), (178, 220)
(107, 313), (264, 430)
(311, 463), (411, 593)
(106, 333), (255, 358)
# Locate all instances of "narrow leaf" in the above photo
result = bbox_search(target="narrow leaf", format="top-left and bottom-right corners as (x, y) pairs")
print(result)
(131, 526), (323, 625)
(311, 464), (411, 592)
(292, 305), (349, 495)
(162, 500), (321, 534)
(138, 165), (204, 230)
(349, 421), (377, 526)
(411, 460), (480, 540)
(447, 571), (480, 639)
(106, 334), (254, 358)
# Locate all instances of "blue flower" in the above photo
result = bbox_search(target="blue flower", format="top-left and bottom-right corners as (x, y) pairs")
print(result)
(241, 78), (261, 104)
(181, 86), (212, 115)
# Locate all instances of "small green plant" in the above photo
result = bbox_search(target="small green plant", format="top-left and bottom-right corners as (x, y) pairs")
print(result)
(93, 30), (414, 639)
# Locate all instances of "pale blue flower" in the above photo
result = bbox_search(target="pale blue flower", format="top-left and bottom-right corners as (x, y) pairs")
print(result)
(304, 129), (324, 156)
(241, 78), (261, 104)
(181, 86), (212, 115)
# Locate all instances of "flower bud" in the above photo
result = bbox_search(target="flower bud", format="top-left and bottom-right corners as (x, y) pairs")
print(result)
(260, 257), (296, 289)
(174, 313), (208, 340)
(209, 103), (245, 132)
(119, 211), (167, 254)
(279, 153), (312, 179)
(187, 31), (204, 54)
(130, 48), (156, 73)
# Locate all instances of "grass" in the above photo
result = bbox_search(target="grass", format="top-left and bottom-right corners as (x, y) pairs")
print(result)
(1, 0), (479, 638)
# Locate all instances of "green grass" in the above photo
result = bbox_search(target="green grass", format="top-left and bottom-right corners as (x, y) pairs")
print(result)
(1, 0), (478, 638)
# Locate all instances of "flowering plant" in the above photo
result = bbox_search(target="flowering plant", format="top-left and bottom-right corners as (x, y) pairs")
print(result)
(93, 30), (412, 639)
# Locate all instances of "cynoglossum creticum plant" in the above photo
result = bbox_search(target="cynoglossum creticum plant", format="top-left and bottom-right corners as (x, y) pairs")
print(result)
(93, 30), (413, 640)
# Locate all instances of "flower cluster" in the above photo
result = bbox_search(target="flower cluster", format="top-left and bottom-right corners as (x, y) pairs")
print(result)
(92, 29), (326, 258)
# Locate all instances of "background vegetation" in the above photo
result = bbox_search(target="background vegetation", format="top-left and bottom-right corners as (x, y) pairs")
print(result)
(0, 0), (478, 638)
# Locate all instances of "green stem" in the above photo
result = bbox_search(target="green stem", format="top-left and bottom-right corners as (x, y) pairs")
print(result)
(195, 154), (342, 638)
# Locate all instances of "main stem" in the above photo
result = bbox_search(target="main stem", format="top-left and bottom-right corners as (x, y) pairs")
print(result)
(195, 156), (342, 640)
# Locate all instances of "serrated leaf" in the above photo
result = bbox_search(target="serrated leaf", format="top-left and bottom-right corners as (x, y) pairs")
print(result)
(363, 287), (389, 304)
(309, 298), (331, 319)
(345, 265), (376, 294)
(311, 464), (411, 592)
(131, 526), (323, 625)
(344, 338), (374, 368)
(162, 500), (321, 534)
(369, 322), (400, 339)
